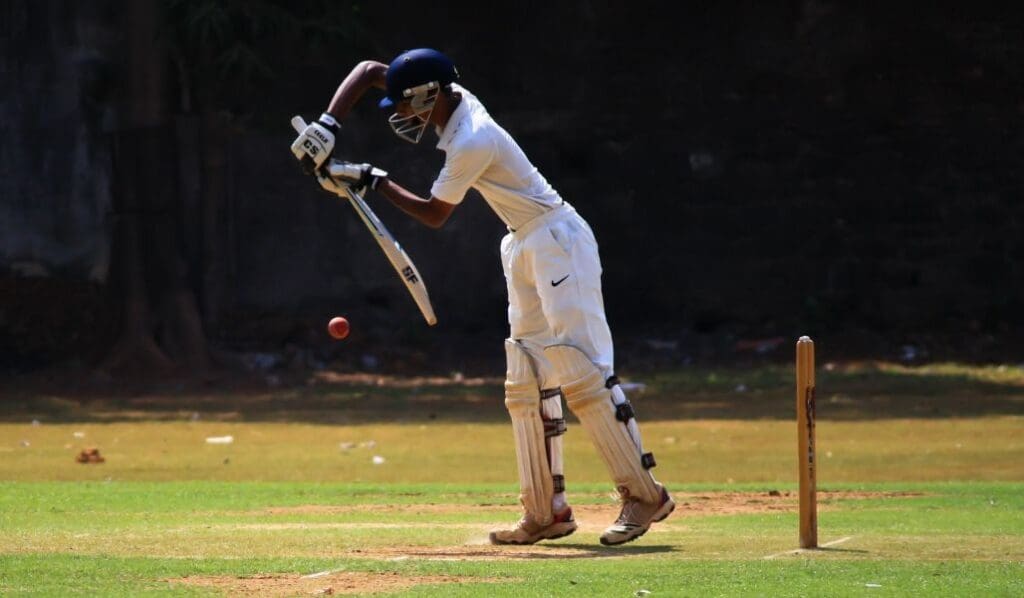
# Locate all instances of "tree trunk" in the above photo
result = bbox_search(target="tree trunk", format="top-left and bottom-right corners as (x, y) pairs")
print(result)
(100, 198), (173, 375)
(99, 0), (209, 378)
(199, 107), (231, 331)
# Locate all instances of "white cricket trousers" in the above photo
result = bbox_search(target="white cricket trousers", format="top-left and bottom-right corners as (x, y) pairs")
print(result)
(500, 203), (616, 388)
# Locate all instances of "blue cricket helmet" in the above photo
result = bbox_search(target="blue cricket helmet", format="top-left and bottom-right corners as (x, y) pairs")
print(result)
(378, 48), (459, 110)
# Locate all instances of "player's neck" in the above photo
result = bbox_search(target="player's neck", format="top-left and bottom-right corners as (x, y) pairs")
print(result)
(435, 91), (462, 128)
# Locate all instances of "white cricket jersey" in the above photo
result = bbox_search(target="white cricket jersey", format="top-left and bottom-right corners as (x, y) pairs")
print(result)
(431, 84), (563, 230)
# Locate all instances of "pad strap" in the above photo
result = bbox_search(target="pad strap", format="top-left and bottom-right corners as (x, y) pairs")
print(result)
(544, 418), (567, 437)
(541, 388), (562, 400)
(540, 386), (567, 498)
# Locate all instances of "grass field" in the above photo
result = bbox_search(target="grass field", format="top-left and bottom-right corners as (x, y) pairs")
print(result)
(1, 361), (1022, 596)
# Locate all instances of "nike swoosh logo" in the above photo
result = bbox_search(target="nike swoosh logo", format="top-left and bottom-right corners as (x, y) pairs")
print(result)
(551, 275), (570, 287)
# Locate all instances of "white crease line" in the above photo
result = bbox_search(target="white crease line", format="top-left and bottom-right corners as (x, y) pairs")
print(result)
(182, 523), (491, 531)
(301, 568), (345, 579)
(763, 536), (853, 559)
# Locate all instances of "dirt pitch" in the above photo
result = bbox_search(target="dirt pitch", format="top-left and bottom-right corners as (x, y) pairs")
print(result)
(169, 570), (504, 596)
(168, 491), (920, 595)
(249, 490), (922, 535)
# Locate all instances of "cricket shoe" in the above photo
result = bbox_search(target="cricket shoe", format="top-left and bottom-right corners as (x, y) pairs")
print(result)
(489, 507), (577, 545)
(599, 483), (675, 546)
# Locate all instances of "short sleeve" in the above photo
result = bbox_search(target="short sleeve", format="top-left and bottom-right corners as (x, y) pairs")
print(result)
(430, 137), (494, 204)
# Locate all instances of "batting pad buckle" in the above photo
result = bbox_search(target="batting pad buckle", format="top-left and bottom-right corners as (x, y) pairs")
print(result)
(641, 452), (657, 469)
(544, 418), (567, 437)
(552, 474), (566, 493)
(615, 403), (635, 423)
(540, 388), (562, 400)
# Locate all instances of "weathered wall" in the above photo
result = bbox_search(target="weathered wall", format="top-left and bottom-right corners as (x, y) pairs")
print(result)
(0, 2), (115, 281)
(2, 1), (1022, 367)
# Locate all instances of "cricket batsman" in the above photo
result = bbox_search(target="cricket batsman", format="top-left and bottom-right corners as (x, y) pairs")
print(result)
(290, 48), (674, 545)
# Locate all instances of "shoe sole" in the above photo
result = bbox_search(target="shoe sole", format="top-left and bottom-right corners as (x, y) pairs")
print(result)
(489, 523), (578, 546)
(599, 499), (676, 547)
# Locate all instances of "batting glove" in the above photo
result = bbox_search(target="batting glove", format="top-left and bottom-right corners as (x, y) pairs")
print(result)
(290, 112), (341, 174)
(324, 160), (388, 193)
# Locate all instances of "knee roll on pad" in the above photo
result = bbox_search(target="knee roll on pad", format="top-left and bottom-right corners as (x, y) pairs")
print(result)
(544, 344), (660, 503)
(504, 340), (555, 524)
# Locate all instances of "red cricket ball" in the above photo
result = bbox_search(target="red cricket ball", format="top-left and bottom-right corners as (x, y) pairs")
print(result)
(327, 316), (350, 340)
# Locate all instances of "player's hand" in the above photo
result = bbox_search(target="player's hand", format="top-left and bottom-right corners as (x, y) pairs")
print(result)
(290, 113), (341, 174)
(324, 160), (388, 193)
(315, 172), (348, 197)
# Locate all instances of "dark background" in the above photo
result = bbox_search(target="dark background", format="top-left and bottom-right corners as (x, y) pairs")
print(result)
(2, 1), (1022, 381)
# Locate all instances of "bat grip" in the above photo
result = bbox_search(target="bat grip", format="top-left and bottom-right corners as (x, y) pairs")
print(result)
(300, 155), (317, 175)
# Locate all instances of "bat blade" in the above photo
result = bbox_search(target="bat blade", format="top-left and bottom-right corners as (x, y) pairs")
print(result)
(288, 116), (437, 325)
(343, 186), (438, 326)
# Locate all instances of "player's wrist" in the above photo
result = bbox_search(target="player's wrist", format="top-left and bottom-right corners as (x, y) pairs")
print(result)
(318, 112), (341, 132)
(361, 164), (387, 191)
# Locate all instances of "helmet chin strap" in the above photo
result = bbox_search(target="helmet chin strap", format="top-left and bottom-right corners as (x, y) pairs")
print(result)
(388, 83), (440, 144)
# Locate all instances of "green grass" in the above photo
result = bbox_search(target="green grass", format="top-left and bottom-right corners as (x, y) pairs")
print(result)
(1, 418), (1020, 483)
(2, 553), (1022, 597)
(0, 481), (1021, 596)
(1, 361), (1023, 595)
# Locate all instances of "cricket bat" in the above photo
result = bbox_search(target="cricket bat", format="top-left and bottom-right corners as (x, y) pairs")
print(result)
(291, 116), (437, 326)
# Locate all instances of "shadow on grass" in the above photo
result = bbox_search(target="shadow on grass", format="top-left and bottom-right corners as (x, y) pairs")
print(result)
(1, 362), (1022, 424)
(767, 546), (872, 559)
(544, 544), (678, 558)
(386, 544), (677, 560)
(812, 547), (871, 555)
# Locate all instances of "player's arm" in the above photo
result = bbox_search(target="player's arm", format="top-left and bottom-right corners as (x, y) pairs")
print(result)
(325, 60), (388, 120)
(329, 157), (463, 230)
(384, 138), (491, 228)
(290, 61), (388, 173)
(323, 161), (457, 229)
(376, 180), (457, 230)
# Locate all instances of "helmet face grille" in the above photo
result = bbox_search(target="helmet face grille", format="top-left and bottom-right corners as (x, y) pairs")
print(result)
(386, 85), (440, 144)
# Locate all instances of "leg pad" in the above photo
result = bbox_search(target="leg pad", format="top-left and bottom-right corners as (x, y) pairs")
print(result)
(505, 340), (555, 524)
(544, 344), (660, 503)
